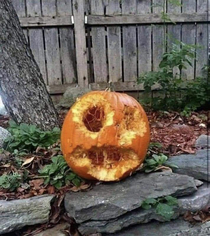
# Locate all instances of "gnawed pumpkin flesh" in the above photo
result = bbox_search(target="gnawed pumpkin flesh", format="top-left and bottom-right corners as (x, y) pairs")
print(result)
(65, 93), (148, 181)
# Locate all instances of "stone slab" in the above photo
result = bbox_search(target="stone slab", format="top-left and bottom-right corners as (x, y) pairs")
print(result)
(104, 218), (210, 236)
(0, 195), (54, 234)
(179, 183), (210, 213)
(65, 172), (198, 224)
(79, 183), (210, 234)
(56, 86), (91, 109)
(166, 149), (210, 182)
(79, 205), (180, 234)
(196, 135), (210, 149)
(0, 127), (11, 148)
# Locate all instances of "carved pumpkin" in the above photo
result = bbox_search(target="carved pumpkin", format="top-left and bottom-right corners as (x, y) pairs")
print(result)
(61, 91), (150, 181)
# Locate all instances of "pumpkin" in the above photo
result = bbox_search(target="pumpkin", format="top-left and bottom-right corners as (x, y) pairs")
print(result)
(61, 91), (150, 181)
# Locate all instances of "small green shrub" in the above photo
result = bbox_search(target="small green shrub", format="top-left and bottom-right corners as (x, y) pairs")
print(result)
(4, 121), (60, 152)
(138, 41), (209, 112)
(148, 142), (163, 152)
(181, 77), (210, 116)
(142, 153), (178, 173)
(0, 172), (22, 191)
(38, 155), (82, 189)
(141, 196), (178, 221)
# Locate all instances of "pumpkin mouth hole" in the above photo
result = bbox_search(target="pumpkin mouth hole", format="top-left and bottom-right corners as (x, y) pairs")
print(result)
(75, 146), (138, 169)
(83, 106), (105, 132)
(87, 147), (123, 167)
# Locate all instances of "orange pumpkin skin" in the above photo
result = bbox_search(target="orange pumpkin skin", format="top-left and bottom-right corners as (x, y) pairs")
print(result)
(61, 91), (150, 181)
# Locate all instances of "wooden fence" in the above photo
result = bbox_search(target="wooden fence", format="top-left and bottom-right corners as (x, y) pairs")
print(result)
(12, 0), (209, 96)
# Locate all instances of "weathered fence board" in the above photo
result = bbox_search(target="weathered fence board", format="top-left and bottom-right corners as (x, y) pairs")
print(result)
(181, 0), (196, 80)
(106, 0), (122, 82)
(20, 16), (73, 27)
(122, 0), (137, 81)
(11, 0), (28, 41)
(11, 0), (209, 95)
(72, 0), (88, 87)
(137, 0), (152, 75)
(11, 0), (25, 17)
(90, 0), (108, 83)
(42, 0), (62, 85)
(167, 0), (181, 50)
(167, 0), (181, 78)
(152, 0), (166, 71)
(29, 29), (47, 83)
(27, 0), (47, 84)
(196, 0), (208, 77)
(87, 13), (208, 25)
(57, 0), (76, 84)
(57, 0), (72, 16)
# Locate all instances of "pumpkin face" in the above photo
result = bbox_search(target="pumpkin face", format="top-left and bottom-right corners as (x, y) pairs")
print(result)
(61, 91), (150, 181)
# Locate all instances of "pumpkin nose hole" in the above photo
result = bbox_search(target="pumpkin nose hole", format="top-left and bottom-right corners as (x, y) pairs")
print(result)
(83, 106), (105, 132)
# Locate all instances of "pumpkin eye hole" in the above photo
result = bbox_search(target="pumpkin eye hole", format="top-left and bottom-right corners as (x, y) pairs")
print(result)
(83, 106), (105, 132)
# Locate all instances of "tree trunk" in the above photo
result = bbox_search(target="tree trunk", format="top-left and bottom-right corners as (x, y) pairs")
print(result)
(0, 0), (59, 130)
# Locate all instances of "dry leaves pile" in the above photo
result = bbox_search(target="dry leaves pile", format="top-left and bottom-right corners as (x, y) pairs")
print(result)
(184, 206), (210, 224)
(148, 111), (209, 156)
(0, 144), (92, 201)
(0, 144), (92, 236)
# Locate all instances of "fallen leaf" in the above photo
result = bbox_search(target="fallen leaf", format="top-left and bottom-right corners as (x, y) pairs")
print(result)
(17, 187), (25, 193)
(38, 188), (46, 195)
(155, 166), (172, 172)
(47, 185), (56, 194)
(202, 215), (210, 223)
(22, 157), (35, 167)
(0, 164), (10, 168)
(192, 214), (202, 222)
(29, 179), (44, 190)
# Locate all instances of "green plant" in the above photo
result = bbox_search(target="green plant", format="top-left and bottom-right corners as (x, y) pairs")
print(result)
(0, 172), (22, 191)
(141, 196), (178, 221)
(152, 0), (182, 24)
(14, 156), (24, 168)
(138, 41), (209, 112)
(38, 155), (82, 189)
(181, 77), (210, 115)
(142, 153), (178, 173)
(4, 121), (60, 153)
(148, 142), (163, 151)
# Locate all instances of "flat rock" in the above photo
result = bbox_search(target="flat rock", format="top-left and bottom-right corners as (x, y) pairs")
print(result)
(65, 172), (198, 224)
(79, 205), (180, 234)
(0, 127), (11, 148)
(56, 86), (91, 109)
(0, 195), (54, 234)
(178, 183), (210, 213)
(79, 182), (209, 234)
(166, 149), (210, 182)
(196, 135), (210, 149)
(104, 218), (210, 236)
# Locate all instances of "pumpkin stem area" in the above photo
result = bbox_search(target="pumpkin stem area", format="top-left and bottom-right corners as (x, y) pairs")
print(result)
(83, 106), (105, 132)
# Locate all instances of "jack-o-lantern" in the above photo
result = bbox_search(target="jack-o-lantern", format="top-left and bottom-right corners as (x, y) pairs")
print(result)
(61, 91), (150, 181)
